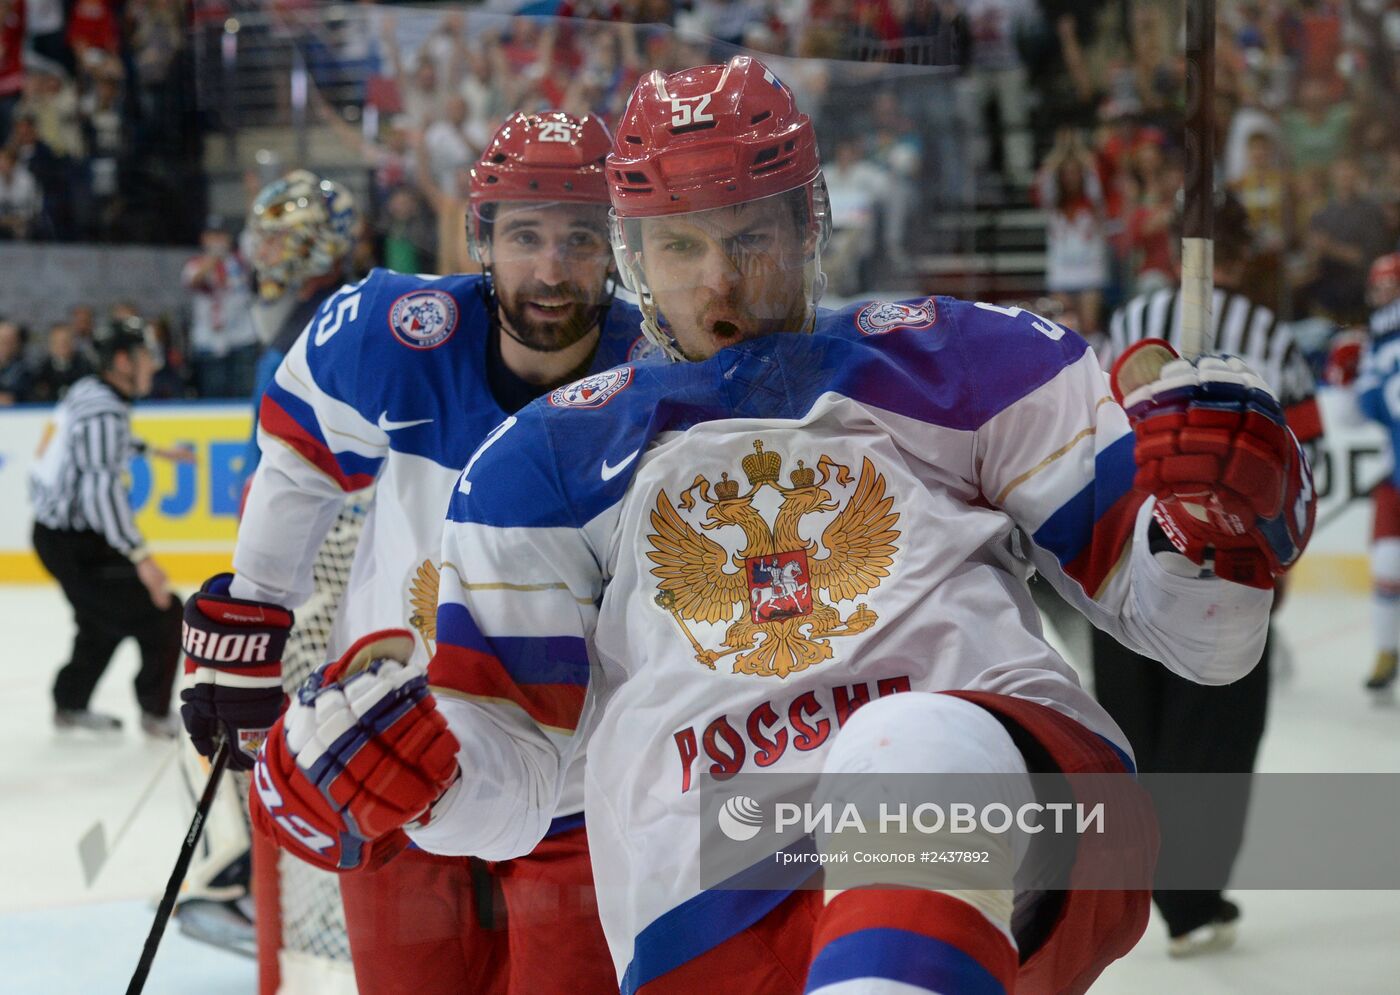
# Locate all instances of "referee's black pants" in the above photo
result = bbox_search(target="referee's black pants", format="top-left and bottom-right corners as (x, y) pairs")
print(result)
(33, 523), (183, 717)
(1091, 623), (1270, 938)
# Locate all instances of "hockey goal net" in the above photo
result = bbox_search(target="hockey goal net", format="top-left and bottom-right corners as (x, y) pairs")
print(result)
(254, 496), (366, 995)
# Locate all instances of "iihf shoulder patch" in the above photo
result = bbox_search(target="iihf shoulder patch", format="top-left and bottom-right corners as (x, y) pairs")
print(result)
(549, 367), (633, 409)
(854, 298), (938, 336)
(388, 289), (459, 349)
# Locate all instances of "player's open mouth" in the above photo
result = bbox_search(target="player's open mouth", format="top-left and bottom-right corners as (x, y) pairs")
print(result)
(527, 301), (574, 318)
(712, 320), (740, 339)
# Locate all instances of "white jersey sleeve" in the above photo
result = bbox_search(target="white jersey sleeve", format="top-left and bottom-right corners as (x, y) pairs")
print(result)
(409, 410), (611, 859)
(232, 277), (384, 607)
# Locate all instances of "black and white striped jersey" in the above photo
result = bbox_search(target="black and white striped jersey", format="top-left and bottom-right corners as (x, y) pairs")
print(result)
(1105, 286), (1323, 443)
(28, 376), (145, 557)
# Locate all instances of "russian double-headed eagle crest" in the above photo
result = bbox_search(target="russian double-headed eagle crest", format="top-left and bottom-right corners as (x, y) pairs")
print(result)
(409, 559), (440, 647)
(646, 440), (901, 679)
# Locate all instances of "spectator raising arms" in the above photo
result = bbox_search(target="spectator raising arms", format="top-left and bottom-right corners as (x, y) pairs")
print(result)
(1037, 127), (1109, 334)
(422, 95), (488, 192)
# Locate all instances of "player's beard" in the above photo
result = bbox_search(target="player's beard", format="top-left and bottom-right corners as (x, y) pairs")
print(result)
(496, 279), (602, 353)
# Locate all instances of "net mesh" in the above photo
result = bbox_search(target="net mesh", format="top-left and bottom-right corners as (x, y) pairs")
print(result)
(272, 495), (369, 968)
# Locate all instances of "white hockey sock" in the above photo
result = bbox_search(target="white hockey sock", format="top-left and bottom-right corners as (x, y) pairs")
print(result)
(1372, 539), (1400, 653)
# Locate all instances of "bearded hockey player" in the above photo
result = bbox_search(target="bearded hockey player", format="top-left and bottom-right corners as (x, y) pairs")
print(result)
(180, 112), (639, 994)
(249, 59), (1315, 995)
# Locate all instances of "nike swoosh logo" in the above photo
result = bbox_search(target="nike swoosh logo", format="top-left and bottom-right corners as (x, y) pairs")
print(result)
(378, 412), (433, 432)
(600, 449), (640, 481)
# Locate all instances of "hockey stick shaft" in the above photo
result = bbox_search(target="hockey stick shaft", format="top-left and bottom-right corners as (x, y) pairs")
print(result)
(125, 738), (231, 995)
(1180, 0), (1216, 359)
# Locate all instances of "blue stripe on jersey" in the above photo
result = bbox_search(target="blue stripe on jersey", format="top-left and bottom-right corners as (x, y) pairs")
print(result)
(263, 378), (385, 482)
(1098, 733), (1136, 775)
(436, 602), (590, 687)
(620, 837), (817, 993)
(804, 928), (1008, 995)
(1028, 432), (1136, 567)
(546, 812), (586, 837)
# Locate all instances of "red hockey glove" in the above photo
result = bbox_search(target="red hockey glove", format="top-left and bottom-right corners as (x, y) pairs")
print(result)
(1112, 339), (1316, 590)
(179, 573), (293, 771)
(1324, 329), (1367, 387)
(250, 630), (460, 873)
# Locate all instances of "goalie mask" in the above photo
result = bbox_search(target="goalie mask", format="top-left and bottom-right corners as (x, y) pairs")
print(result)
(467, 111), (617, 353)
(607, 56), (831, 361)
(246, 170), (357, 302)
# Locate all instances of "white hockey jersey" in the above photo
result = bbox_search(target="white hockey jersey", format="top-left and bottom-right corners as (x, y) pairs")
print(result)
(410, 297), (1274, 988)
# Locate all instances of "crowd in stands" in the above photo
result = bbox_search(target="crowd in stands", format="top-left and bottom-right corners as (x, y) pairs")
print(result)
(1029, 0), (1400, 341)
(300, 4), (982, 293)
(0, 299), (188, 404)
(322, 0), (1400, 334)
(3, 1), (1398, 397)
(0, 0), (198, 244)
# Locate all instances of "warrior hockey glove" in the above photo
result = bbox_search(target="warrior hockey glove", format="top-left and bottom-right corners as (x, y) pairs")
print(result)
(251, 630), (460, 873)
(179, 573), (294, 770)
(1111, 338), (1316, 590)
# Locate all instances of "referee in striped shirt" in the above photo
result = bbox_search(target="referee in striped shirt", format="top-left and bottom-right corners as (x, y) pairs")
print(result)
(1096, 193), (1322, 954)
(29, 319), (183, 736)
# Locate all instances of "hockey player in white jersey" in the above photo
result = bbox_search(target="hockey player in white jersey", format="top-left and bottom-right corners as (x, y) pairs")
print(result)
(179, 112), (640, 994)
(249, 59), (1315, 994)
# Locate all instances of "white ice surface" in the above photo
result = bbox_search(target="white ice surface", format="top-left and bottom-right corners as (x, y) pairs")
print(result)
(2, 583), (1396, 993)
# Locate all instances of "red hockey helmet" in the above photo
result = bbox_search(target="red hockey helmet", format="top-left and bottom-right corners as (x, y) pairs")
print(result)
(607, 57), (830, 359)
(1369, 253), (1400, 308)
(468, 111), (613, 260)
(608, 56), (821, 218)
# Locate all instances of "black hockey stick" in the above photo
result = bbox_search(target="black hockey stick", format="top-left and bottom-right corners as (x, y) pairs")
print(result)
(125, 737), (231, 995)
(1180, 0), (1215, 360)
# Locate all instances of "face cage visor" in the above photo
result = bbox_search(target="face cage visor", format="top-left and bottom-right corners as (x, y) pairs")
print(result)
(609, 178), (831, 362)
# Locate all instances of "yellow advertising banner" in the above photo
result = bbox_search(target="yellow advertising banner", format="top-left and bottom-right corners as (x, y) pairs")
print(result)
(0, 403), (253, 584)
